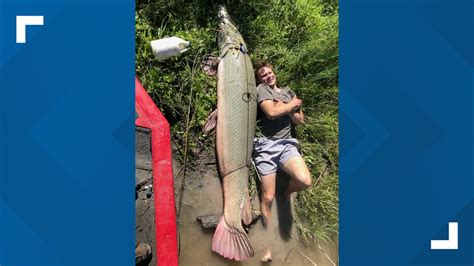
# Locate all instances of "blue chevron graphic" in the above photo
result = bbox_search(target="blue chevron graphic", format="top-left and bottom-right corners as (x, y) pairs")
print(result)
(340, 91), (388, 176)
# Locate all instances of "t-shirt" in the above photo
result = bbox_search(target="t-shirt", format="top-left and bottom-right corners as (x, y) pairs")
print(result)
(256, 83), (295, 139)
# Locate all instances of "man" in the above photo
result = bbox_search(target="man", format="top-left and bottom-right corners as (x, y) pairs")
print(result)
(253, 61), (312, 262)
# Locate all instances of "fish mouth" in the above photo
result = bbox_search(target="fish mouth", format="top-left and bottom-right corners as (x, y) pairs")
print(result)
(218, 5), (228, 18)
(218, 5), (233, 26)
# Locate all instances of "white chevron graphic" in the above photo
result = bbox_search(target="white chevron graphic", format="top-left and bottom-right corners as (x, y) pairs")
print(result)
(430, 222), (458, 250)
(16, 16), (44, 43)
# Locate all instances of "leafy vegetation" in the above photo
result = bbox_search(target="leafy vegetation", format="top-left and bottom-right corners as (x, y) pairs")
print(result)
(136, 0), (338, 242)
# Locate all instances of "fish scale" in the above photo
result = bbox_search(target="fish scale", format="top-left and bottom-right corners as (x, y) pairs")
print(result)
(216, 50), (254, 175)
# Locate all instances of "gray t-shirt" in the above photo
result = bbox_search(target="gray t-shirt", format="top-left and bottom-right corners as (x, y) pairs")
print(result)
(256, 84), (295, 139)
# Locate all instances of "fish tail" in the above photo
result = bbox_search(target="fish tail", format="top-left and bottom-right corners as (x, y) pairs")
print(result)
(212, 217), (254, 261)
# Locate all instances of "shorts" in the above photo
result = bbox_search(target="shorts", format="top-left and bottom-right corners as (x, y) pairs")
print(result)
(252, 137), (301, 176)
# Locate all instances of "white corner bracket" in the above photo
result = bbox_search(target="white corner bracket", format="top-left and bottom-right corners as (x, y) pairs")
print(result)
(430, 222), (458, 250)
(16, 16), (44, 43)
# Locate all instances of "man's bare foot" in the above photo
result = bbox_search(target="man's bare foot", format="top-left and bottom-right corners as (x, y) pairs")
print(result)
(261, 249), (272, 263)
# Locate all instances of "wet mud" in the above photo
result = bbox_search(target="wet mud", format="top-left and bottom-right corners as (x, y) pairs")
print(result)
(135, 127), (156, 266)
(174, 148), (339, 266)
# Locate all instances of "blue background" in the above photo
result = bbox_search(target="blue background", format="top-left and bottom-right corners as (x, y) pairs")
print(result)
(0, 0), (135, 265)
(1, 0), (473, 265)
(340, 0), (473, 265)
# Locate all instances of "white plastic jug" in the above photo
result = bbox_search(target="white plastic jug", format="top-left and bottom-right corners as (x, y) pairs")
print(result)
(150, 37), (190, 61)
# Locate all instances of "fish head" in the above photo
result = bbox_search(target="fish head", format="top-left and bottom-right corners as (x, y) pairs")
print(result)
(218, 5), (229, 20)
(218, 5), (247, 53)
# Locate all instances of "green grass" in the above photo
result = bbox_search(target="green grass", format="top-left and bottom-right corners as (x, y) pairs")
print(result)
(136, 0), (339, 243)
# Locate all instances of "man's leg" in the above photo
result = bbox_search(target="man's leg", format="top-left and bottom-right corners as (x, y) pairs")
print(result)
(281, 156), (312, 198)
(260, 173), (276, 262)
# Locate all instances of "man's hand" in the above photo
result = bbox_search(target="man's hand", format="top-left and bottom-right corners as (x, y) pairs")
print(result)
(290, 108), (305, 125)
(274, 97), (302, 112)
(290, 97), (302, 111)
(287, 97), (304, 124)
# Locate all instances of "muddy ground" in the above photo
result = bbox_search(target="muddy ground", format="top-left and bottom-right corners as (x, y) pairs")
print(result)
(173, 144), (338, 266)
(135, 128), (156, 266)
(136, 128), (339, 265)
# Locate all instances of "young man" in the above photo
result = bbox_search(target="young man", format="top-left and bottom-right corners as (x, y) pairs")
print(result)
(253, 61), (312, 262)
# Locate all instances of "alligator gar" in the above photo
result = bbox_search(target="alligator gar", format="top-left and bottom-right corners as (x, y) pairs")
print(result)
(211, 5), (257, 261)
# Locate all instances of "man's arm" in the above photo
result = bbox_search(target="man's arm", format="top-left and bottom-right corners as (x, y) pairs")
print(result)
(289, 108), (304, 125)
(259, 97), (302, 120)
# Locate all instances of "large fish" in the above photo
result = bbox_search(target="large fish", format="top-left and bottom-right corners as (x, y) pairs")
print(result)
(211, 5), (257, 261)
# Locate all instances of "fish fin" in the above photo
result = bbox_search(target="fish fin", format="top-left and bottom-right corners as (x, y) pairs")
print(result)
(203, 109), (217, 133)
(241, 195), (252, 225)
(201, 56), (220, 76)
(212, 217), (254, 261)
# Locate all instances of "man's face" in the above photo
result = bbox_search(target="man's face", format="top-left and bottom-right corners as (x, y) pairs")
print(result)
(257, 66), (277, 88)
